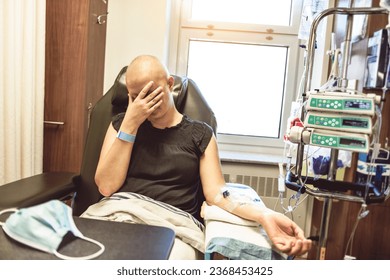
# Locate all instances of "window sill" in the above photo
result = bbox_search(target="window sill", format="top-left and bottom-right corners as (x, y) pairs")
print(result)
(219, 150), (288, 165)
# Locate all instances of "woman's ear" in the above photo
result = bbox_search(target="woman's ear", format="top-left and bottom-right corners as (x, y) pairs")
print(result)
(168, 76), (175, 90)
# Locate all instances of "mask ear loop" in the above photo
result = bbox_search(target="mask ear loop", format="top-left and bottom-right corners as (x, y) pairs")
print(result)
(53, 235), (105, 260)
(0, 208), (18, 226)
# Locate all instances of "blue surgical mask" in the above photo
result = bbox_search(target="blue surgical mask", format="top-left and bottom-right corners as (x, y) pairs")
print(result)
(0, 200), (105, 260)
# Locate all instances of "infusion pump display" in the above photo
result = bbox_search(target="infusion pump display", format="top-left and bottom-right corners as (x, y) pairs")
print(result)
(344, 100), (372, 109)
(308, 129), (369, 153)
(306, 93), (377, 116)
(304, 112), (372, 134)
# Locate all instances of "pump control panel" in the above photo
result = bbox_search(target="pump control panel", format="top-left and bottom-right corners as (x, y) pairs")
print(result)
(305, 112), (372, 134)
(306, 93), (378, 116)
(309, 129), (369, 153)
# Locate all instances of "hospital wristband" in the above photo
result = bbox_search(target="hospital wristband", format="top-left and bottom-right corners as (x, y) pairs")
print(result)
(116, 130), (136, 143)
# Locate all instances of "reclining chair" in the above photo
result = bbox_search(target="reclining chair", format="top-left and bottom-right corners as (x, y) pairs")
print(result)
(0, 66), (217, 217)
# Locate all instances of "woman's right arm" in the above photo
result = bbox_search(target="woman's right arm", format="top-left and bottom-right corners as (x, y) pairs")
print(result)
(94, 123), (136, 196)
(94, 81), (163, 196)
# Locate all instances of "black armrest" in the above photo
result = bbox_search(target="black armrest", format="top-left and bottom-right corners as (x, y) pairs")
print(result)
(0, 172), (77, 210)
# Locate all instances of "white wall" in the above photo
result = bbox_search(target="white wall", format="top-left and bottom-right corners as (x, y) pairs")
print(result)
(103, 0), (172, 93)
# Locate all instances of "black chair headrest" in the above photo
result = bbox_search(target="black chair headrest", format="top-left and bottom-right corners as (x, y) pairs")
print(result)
(110, 66), (128, 109)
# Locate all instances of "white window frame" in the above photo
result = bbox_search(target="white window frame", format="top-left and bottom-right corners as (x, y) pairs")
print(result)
(172, 0), (305, 156)
(180, 0), (303, 35)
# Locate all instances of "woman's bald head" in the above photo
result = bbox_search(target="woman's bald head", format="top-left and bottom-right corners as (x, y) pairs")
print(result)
(126, 55), (170, 88)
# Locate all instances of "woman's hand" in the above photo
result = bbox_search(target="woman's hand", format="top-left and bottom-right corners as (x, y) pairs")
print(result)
(122, 81), (164, 130)
(260, 210), (312, 256)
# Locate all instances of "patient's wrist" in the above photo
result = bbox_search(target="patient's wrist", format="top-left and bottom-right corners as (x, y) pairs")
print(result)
(116, 130), (136, 143)
(251, 207), (275, 225)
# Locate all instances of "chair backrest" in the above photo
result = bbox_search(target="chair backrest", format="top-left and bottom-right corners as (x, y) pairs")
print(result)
(72, 66), (217, 216)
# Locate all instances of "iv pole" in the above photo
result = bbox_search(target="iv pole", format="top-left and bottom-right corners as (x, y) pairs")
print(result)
(294, 7), (388, 260)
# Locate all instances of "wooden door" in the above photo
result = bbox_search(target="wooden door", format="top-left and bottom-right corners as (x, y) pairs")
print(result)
(43, 0), (108, 173)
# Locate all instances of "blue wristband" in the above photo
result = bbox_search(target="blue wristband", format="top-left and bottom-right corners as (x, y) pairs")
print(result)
(116, 130), (136, 143)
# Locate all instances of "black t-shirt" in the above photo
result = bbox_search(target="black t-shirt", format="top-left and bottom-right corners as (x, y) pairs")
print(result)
(112, 113), (213, 222)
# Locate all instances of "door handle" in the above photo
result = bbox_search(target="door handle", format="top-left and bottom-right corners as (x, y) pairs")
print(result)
(44, 121), (65, 126)
(96, 13), (108, 25)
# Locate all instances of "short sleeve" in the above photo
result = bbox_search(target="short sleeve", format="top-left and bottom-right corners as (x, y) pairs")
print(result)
(112, 112), (125, 132)
(192, 121), (213, 154)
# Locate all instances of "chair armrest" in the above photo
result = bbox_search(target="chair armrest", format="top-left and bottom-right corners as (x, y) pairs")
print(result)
(0, 172), (77, 210)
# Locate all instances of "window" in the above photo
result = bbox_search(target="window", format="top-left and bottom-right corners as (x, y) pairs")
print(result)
(175, 0), (304, 155)
(187, 41), (288, 138)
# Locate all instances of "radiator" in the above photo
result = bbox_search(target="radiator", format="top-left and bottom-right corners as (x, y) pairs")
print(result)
(223, 173), (284, 199)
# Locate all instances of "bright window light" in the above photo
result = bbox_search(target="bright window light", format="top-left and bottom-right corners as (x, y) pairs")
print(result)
(191, 0), (292, 26)
(187, 40), (288, 138)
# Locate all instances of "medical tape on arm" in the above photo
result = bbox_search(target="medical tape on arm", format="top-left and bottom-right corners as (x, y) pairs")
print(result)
(213, 186), (256, 213)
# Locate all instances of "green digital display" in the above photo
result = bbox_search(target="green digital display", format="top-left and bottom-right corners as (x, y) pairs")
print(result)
(310, 132), (368, 152)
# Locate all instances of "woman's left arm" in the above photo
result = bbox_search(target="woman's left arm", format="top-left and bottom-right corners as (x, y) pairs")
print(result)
(199, 135), (312, 256)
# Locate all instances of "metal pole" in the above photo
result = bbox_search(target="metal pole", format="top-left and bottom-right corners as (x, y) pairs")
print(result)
(317, 148), (339, 259)
(317, 11), (353, 260)
(318, 198), (333, 259)
(339, 13), (354, 90)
